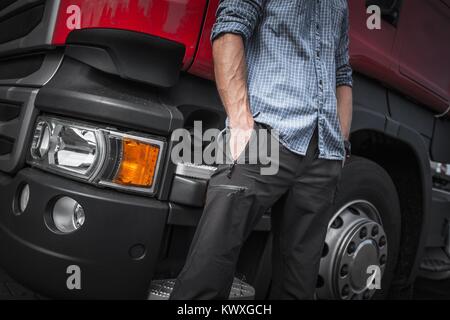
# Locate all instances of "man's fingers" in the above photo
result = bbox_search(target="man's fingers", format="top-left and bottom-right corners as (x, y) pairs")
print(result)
(229, 128), (253, 161)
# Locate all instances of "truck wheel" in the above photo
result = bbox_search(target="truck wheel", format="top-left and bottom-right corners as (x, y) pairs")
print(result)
(316, 156), (401, 300)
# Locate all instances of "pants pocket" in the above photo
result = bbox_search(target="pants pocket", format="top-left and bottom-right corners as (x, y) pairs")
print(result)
(206, 184), (257, 245)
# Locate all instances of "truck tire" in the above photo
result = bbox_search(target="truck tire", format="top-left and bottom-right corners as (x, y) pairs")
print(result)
(316, 156), (401, 300)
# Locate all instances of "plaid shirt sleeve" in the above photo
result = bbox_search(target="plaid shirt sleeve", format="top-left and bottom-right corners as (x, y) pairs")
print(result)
(210, 0), (264, 43)
(335, 4), (353, 88)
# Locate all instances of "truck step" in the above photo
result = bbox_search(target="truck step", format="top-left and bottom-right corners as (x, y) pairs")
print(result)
(148, 277), (255, 300)
(419, 247), (450, 280)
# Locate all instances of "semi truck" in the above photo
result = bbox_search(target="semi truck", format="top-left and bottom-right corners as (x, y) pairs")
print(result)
(0, 0), (448, 299)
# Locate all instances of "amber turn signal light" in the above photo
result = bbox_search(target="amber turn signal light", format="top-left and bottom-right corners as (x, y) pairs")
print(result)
(113, 138), (160, 187)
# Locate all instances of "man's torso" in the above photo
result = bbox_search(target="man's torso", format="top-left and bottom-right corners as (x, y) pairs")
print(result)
(245, 0), (348, 160)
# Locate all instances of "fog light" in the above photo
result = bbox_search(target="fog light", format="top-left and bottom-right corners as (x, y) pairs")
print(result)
(52, 197), (85, 233)
(16, 184), (30, 214)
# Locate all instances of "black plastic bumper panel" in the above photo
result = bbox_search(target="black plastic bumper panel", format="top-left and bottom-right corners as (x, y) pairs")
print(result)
(0, 168), (169, 299)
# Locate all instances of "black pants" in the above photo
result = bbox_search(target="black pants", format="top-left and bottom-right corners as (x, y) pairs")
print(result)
(170, 123), (342, 300)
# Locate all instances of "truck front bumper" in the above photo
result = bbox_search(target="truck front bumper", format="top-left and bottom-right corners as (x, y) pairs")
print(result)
(0, 168), (169, 299)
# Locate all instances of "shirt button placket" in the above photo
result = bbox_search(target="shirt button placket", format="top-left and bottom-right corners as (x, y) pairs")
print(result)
(315, 1), (325, 155)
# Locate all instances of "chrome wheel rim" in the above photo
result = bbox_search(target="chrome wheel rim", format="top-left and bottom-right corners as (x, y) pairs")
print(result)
(316, 200), (388, 300)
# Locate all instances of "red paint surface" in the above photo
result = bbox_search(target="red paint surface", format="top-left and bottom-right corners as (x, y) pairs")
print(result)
(348, 0), (449, 113)
(396, 0), (449, 103)
(52, 0), (449, 113)
(52, 0), (208, 68)
(187, 0), (217, 81)
(189, 0), (449, 113)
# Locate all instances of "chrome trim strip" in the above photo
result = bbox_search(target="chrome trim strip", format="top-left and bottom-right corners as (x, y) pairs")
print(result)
(175, 163), (217, 180)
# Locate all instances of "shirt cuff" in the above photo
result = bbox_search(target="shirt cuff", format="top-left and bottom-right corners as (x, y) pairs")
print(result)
(336, 79), (353, 88)
(211, 20), (253, 43)
(336, 65), (353, 87)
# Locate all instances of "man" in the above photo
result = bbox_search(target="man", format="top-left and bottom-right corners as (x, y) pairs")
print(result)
(170, 0), (353, 300)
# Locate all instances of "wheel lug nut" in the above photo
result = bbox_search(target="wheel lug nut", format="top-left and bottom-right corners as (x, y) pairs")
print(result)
(363, 290), (371, 300)
(341, 285), (350, 298)
(340, 264), (349, 277)
(359, 227), (367, 239)
(372, 226), (379, 237)
(322, 243), (329, 257)
(380, 254), (387, 265)
(331, 216), (343, 229)
(316, 275), (324, 288)
(379, 236), (386, 247)
(347, 242), (356, 255)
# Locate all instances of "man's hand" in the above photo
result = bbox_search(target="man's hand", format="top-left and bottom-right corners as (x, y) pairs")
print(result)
(229, 116), (254, 161)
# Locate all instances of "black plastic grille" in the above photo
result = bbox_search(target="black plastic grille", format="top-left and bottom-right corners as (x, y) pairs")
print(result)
(0, 3), (44, 44)
(0, 0), (18, 12)
(0, 100), (21, 157)
(0, 101), (21, 120)
(0, 54), (44, 80)
(0, 136), (13, 155)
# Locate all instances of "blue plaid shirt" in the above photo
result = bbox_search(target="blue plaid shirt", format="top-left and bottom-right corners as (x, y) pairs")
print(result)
(211, 0), (353, 160)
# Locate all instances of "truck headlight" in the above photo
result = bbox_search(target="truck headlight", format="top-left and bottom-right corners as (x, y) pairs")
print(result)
(28, 116), (165, 195)
(31, 119), (104, 179)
